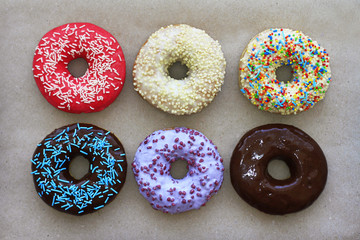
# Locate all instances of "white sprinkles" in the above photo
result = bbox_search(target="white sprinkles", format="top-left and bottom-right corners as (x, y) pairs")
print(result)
(33, 23), (125, 113)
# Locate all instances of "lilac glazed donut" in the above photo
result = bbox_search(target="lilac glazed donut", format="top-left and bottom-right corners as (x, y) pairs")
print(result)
(132, 127), (224, 214)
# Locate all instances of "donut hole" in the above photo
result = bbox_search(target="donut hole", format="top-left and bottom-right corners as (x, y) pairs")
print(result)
(69, 155), (90, 180)
(267, 158), (291, 180)
(67, 57), (89, 78)
(170, 159), (189, 179)
(167, 61), (189, 80)
(275, 64), (294, 83)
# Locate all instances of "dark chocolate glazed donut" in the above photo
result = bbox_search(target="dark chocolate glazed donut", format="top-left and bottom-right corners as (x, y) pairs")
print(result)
(31, 123), (127, 215)
(230, 124), (327, 215)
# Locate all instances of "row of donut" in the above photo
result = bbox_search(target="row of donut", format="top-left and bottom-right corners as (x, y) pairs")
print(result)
(31, 123), (327, 216)
(33, 23), (331, 116)
(31, 22), (329, 216)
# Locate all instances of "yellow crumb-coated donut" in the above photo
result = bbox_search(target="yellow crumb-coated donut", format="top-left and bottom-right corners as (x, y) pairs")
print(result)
(239, 28), (331, 115)
(133, 24), (226, 115)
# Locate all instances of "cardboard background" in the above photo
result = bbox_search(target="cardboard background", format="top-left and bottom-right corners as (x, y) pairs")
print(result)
(1, 1), (359, 239)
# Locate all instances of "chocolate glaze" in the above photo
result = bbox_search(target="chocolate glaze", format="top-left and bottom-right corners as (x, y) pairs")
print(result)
(230, 124), (327, 215)
(31, 123), (127, 215)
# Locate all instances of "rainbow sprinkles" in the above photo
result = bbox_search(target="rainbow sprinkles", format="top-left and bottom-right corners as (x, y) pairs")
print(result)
(239, 28), (331, 115)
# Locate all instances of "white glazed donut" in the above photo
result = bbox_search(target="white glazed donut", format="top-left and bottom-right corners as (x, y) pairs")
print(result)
(133, 24), (226, 115)
(132, 127), (224, 214)
(239, 28), (331, 115)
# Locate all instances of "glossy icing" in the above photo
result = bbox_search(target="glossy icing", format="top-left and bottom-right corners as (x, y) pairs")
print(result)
(31, 123), (127, 215)
(230, 124), (327, 215)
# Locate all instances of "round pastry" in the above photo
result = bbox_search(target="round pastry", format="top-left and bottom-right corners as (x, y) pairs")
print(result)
(230, 124), (327, 215)
(33, 22), (126, 113)
(132, 127), (224, 213)
(31, 123), (127, 215)
(239, 28), (331, 115)
(133, 24), (226, 115)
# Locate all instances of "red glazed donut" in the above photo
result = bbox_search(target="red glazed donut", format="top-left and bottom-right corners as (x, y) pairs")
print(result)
(32, 23), (126, 113)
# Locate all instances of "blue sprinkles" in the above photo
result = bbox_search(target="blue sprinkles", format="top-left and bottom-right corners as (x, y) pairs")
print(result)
(31, 123), (126, 215)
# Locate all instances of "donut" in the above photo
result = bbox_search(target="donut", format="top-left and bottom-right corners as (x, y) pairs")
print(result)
(31, 123), (127, 215)
(230, 124), (327, 215)
(133, 24), (226, 115)
(132, 127), (224, 213)
(33, 23), (126, 113)
(239, 28), (331, 115)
